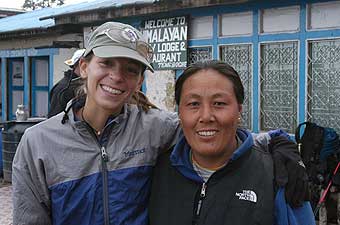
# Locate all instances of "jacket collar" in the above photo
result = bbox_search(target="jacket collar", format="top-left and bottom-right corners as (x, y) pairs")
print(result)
(62, 98), (131, 132)
(170, 129), (254, 183)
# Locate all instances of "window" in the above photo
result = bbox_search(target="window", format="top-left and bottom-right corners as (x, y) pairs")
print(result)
(220, 11), (253, 37)
(31, 57), (49, 118)
(307, 1), (340, 30)
(220, 44), (252, 129)
(8, 58), (24, 120)
(307, 39), (340, 133)
(260, 6), (300, 33)
(188, 46), (213, 65)
(188, 16), (213, 39)
(260, 42), (298, 133)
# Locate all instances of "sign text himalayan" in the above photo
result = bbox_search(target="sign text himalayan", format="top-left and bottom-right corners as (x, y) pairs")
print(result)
(142, 16), (187, 70)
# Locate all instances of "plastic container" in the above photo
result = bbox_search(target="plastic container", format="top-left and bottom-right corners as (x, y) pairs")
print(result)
(2, 119), (44, 182)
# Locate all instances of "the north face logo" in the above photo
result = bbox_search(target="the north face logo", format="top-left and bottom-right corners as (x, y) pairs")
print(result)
(235, 190), (257, 203)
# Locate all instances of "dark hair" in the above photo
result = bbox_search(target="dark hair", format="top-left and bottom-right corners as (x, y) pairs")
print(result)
(175, 60), (244, 105)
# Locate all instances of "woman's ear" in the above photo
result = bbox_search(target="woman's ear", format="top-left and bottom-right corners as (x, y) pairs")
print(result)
(79, 58), (88, 79)
(238, 104), (243, 113)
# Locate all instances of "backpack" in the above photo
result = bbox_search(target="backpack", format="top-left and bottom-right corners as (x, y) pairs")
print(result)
(295, 122), (324, 183)
(295, 122), (340, 213)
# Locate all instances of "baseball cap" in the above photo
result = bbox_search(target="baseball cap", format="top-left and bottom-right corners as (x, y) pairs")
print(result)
(64, 49), (86, 67)
(84, 22), (154, 72)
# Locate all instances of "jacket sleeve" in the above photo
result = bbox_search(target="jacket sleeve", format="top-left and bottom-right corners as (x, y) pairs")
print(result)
(159, 111), (181, 152)
(274, 188), (316, 225)
(252, 129), (291, 151)
(12, 132), (52, 225)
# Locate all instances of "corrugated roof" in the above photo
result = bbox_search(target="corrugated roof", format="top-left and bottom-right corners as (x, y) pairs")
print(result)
(0, 7), (56, 33)
(0, 0), (154, 33)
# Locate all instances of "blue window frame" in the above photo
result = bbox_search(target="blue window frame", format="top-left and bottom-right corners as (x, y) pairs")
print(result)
(8, 58), (24, 120)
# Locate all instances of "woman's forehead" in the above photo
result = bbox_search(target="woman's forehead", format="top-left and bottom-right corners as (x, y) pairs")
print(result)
(95, 56), (141, 64)
(183, 70), (232, 86)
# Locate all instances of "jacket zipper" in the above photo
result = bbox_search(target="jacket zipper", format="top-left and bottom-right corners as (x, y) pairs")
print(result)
(193, 182), (207, 225)
(101, 146), (110, 225)
(83, 120), (113, 225)
(84, 124), (111, 225)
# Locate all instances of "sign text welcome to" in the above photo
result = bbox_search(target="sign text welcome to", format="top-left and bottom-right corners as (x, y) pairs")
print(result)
(142, 16), (188, 70)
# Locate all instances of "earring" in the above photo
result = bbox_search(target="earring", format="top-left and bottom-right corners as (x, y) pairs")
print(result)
(238, 116), (241, 125)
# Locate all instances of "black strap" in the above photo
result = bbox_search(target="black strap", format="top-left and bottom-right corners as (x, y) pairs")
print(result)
(295, 121), (311, 144)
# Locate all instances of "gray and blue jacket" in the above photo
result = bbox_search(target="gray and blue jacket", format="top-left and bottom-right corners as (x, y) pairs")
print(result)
(12, 102), (180, 225)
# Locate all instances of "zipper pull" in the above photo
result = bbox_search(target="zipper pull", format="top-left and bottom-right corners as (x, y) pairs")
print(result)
(298, 143), (302, 153)
(194, 182), (207, 222)
(200, 182), (206, 198)
(101, 147), (109, 162)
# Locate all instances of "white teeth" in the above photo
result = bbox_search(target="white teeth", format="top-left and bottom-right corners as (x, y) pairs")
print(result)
(102, 85), (123, 95)
(198, 131), (216, 136)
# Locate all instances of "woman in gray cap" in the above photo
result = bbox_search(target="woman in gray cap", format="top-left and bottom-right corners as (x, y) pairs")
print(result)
(12, 21), (179, 225)
(12, 21), (308, 225)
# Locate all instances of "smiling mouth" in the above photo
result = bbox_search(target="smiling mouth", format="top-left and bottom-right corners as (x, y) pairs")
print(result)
(101, 85), (124, 95)
(197, 130), (217, 137)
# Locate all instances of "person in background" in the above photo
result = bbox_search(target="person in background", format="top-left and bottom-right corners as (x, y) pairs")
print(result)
(149, 60), (315, 225)
(47, 48), (85, 118)
(12, 22), (309, 225)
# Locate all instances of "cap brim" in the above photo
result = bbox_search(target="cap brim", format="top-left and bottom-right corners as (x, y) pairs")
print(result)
(93, 46), (154, 72)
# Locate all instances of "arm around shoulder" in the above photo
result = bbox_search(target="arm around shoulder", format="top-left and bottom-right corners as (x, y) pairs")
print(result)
(159, 111), (181, 151)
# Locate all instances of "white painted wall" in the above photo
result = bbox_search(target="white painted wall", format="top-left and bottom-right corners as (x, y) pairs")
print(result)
(0, 33), (82, 50)
(145, 70), (176, 112)
(53, 48), (77, 85)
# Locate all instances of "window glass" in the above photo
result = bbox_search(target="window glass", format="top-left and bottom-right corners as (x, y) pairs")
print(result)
(220, 44), (252, 129)
(308, 1), (340, 30)
(35, 59), (49, 86)
(188, 46), (213, 65)
(260, 6), (300, 33)
(307, 39), (340, 133)
(260, 42), (298, 133)
(189, 16), (213, 39)
(220, 11), (252, 37)
(35, 91), (48, 117)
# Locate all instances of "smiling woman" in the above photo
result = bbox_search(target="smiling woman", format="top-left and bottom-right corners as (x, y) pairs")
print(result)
(78, 56), (145, 133)
(148, 60), (316, 225)
(178, 68), (242, 169)
(11, 21), (180, 225)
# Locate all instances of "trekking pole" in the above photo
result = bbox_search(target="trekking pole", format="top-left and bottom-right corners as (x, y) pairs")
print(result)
(313, 161), (340, 216)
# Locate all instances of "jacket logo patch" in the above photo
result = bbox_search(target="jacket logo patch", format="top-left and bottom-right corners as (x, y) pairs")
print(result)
(123, 148), (145, 158)
(235, 190), (257, 203)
